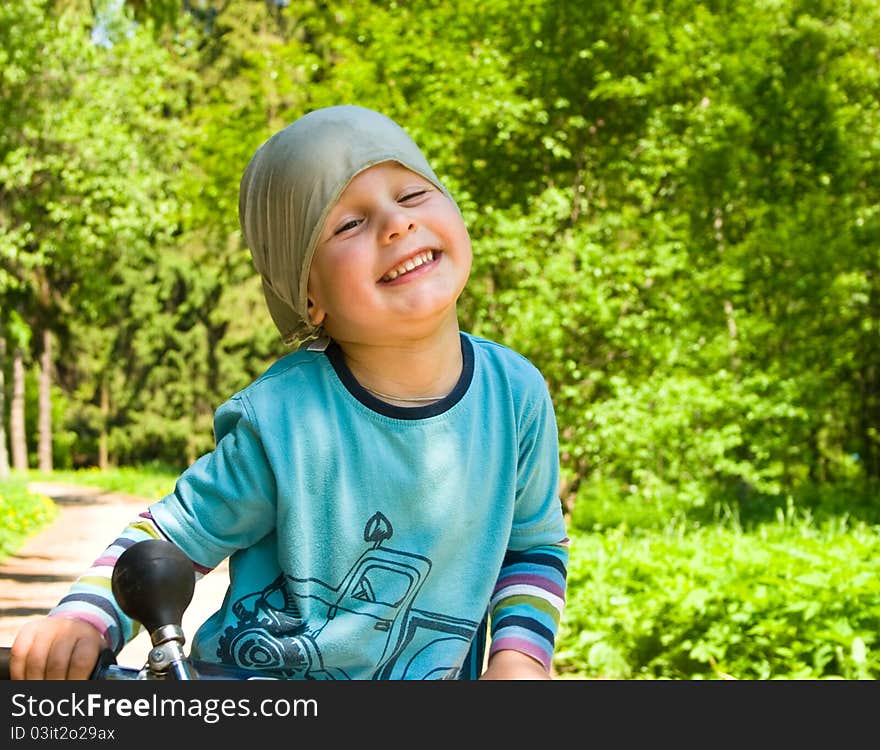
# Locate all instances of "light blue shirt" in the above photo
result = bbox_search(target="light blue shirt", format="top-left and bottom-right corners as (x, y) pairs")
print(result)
(149, 333), (567, 679)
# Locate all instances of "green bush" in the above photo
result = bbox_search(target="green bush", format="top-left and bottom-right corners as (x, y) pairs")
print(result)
(555, 501), (880, 680)
(0, 474), (58, 558)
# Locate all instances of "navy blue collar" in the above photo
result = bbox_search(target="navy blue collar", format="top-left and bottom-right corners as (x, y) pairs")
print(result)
(325, 334), (474, 419)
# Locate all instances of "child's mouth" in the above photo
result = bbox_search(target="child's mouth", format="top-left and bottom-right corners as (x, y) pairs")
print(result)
(379, 249), (438, 283)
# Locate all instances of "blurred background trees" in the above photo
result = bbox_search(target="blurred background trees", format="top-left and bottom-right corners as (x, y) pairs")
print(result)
(2, 0), (878, 526)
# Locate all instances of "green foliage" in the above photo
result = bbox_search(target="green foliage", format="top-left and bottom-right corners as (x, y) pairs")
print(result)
(0, 474), (57, 558)
(556, 505), (880, 680)
(2, 0), (880, 680)
(5, 0), (877, 499)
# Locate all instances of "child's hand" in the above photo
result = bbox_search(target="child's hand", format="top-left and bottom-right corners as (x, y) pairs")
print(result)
(10, 616), (106, 680)
(480, 649), (552, 680)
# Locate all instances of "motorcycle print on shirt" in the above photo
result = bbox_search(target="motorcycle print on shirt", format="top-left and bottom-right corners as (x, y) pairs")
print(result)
(216, 512), (480, 679)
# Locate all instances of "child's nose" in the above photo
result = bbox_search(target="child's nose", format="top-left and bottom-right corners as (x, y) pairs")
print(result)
(382, 208), (416, 241)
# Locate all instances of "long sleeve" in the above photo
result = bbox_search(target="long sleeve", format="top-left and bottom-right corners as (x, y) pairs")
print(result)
(488, 540), (569, 671)
(47, 511), (211, 654)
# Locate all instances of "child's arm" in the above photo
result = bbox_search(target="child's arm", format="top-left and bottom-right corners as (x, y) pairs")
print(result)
(481, 364), (570, 679)
(482, 540), (569, 679)
(8, 510), (205, 680)
(481, 648), (552, 680)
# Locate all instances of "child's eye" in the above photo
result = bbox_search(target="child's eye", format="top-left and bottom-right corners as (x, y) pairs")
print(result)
(399, 189), (429, 203)
(334, 218), (361, 235)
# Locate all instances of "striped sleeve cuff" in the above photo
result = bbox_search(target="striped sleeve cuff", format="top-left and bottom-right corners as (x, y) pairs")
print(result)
(488, 540), (569, 672)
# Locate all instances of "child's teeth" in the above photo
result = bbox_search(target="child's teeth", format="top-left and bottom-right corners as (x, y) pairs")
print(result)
(384, 250), (434, 281)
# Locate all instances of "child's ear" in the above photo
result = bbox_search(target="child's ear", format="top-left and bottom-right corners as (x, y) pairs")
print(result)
(307, 296), (326, 327)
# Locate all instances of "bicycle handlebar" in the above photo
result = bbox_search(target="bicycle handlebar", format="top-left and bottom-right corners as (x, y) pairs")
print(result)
(0, 646), (122, 681)
(1, 538), (276, 681)
(0, 645), (275, 680)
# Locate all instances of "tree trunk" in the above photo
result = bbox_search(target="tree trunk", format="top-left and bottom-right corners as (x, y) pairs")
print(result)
(38, 328), (52, 472)
(0, 336), (9, 479)
(99, 377), (109, 470)
(10, 346), (27, 470)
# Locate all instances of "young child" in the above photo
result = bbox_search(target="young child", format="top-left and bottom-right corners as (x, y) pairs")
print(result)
(10, 105), (569, 680)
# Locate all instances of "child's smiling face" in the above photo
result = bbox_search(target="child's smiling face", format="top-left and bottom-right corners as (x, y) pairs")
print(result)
(306, 161), (472, 345)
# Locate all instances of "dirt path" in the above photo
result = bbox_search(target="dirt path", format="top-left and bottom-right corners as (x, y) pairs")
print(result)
(0, 482), (230, 668)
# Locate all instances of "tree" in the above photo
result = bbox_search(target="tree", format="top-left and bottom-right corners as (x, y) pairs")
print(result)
(4, 0), (878, 521)
(2, 1), (201, 468)
(0, 335), (8, 478)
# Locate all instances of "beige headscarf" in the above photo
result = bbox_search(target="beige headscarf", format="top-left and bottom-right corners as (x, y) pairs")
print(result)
(239, 105), (457, 346)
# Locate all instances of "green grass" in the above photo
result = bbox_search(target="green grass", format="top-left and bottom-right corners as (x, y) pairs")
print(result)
(555, 502), (880, 680)
(27, 463), (180, 500)
(0, 473), (58, 558)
